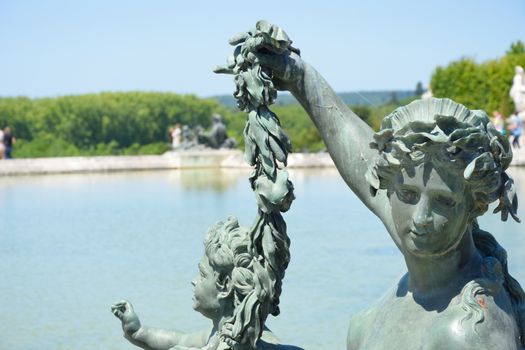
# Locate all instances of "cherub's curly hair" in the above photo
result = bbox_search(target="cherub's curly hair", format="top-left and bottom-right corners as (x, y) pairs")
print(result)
(365, 98), (524, 345)
(204, 215), (290, 350)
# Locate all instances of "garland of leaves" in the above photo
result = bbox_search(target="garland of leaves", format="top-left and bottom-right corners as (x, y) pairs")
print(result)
(215, 20), (298, 346)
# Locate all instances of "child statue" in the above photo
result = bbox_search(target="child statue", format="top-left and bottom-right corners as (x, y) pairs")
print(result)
(112, 217), (301, 350)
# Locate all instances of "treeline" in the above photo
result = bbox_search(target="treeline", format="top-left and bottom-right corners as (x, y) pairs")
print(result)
(0, 92), (237, 157)
(0, 91), (397, 157)
(431, 41), (525, 116)
(0, 93), (414, 158)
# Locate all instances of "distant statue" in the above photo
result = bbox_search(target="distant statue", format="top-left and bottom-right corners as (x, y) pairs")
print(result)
(216, 21), (524, 349)
(181, 125), (194, 148)
(421, 87), (433, 99)
(510, 66), (525, 113)
(197, 114), (237, 149)
(177, 124), (201, 150)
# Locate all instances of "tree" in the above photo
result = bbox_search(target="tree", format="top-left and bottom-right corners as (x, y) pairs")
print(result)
(507, 40), (525, 55)
(352, 105), (372, 125)
(430, 43), (525, 115)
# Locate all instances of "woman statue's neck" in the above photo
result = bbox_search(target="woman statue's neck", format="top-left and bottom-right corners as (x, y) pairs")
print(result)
(404, 226), (483, 299)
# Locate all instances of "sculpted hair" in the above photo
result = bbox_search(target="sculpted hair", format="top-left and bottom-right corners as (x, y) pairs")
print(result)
(365, 98), (518, 220)
(204, 216), (290, 350)
(365, 98), (524, 345)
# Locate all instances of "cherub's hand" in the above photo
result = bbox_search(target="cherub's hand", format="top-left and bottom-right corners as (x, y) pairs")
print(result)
(214, 20), (304, 92)
(111, 300), (142, 338)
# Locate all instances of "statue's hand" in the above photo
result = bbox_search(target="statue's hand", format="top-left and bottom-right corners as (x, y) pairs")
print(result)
(248, 49), (304, 92)
(214, 20), (304, 92)
(111, 300), (142, 338)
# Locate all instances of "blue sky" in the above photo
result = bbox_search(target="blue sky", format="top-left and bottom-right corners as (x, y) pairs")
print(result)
(1, 0), (524, 98)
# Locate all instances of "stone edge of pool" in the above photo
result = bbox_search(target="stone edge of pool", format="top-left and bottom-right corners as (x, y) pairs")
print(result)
(1, 148), (524, 176)
(0, 150), (339, 175)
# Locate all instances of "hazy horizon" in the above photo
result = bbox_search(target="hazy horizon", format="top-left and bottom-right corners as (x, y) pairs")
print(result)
(0, 88), (416, 100)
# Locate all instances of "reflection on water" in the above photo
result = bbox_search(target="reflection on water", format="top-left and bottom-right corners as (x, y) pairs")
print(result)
(178, 168), (251, 192)
(0, 167), (523, 350)
(0, 168), (252, 193)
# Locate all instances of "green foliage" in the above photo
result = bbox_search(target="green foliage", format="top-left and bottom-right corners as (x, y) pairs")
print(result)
(507, 40), (525, 55)
(222, 104), (322, 153)
(272, 105), (323, 152)
(0, 92), (234, 158)
(13, 136), (170, 158)
(14, 135), (82, 158)
(0, 90), (420, 157)
(121, 142), (170, 155)
(352, 105), (372, 125)
(431, 43), (525, 116)
(221, 110), (246, 149)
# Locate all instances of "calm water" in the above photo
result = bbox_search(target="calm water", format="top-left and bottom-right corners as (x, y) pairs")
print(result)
(0, 167), (524, 350)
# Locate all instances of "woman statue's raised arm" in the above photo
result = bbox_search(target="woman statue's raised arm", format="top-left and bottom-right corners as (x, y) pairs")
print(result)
(216, 21), (391, 223)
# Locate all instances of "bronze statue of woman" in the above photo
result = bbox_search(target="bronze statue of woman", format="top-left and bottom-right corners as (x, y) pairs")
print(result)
(216, 21), (525, 350)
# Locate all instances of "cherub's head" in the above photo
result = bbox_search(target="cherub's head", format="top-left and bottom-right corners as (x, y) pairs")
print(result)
(192, 216), (286, 349)
(192, 217), (250, 319)
(366, 98), (518, 256)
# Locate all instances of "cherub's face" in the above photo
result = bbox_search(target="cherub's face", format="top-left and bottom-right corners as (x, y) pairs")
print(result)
(191, 256), (221, 319)
(389, 162), (472, 257)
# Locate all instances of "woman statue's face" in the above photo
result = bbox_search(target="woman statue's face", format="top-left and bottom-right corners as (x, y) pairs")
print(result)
(191, 256), (222, 319)
(389, 162), (472, 257)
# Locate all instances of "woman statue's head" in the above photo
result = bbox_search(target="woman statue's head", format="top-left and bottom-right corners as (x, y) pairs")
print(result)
(366, 98), (525, 343)
(192, 216), (287, 349)
(366, 98), (519, 256)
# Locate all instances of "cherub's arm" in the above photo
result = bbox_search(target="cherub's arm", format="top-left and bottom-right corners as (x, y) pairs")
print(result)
(111, 300), (210, 350)
(125, 326), (210, 350)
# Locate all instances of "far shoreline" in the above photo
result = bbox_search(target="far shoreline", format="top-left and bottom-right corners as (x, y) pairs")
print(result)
(0, 150), (337, 176)
(1, 147), (524, 176)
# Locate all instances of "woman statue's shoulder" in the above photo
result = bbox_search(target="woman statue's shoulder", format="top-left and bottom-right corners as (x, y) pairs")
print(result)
(436, 256), (521, 349)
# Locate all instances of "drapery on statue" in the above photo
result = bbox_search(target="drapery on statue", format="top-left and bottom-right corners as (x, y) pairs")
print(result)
(510, 66), (525, 114)
(112, 21), (301, 350)
(216, 21), (525, 350)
